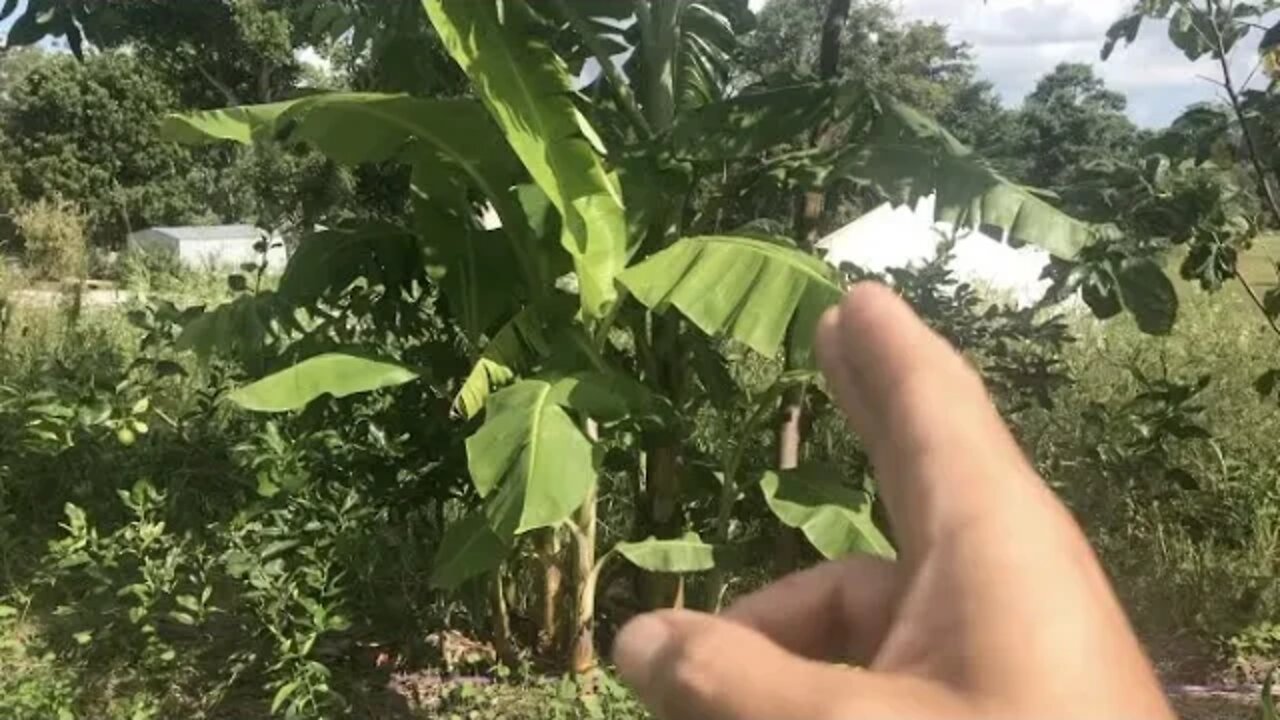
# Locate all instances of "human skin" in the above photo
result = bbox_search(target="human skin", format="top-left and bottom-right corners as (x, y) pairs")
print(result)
(612, 283), (1175, 720)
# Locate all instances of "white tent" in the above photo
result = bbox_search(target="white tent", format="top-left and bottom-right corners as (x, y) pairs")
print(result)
(127, 225), (287, 273)
(817, 196), (1052, 308)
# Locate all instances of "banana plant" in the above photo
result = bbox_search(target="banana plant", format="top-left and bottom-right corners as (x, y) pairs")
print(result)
(164, 0), (1100, 672)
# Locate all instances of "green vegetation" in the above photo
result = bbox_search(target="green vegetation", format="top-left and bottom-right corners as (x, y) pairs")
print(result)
(2, 0), (1280, 718)
(15, 197), (89, 281)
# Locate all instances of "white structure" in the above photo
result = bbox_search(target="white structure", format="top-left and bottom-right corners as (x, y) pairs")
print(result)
(817, 196), (1053, 308)
(127, 225), (288, 273)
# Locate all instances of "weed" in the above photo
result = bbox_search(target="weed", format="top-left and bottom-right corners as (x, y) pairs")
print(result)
(16, 197), (88, 281)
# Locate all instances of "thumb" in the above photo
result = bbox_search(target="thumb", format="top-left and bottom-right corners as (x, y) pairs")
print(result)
(612, 610), (958, 720)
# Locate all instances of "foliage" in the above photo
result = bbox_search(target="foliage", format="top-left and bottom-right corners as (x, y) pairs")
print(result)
(1017, 63), (1143, 196)
(15, 197), (88, 280)
(0, 51), (238, 248)
(156, 0), (1103, 684)
(1021, 288), (1280, 676)
(8, 0), (1280, 717)
(745, 0), (979, 117)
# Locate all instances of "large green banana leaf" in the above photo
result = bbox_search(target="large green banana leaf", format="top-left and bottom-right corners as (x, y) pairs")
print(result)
(615, 532), (717, 573)
(760, 465), (894, 560)
(278, 223), (424, 308)
(161, 100), (300, 145)
(163, 93), (531, 241)
(668, 82), (850, 162)
(429, 510), (511, 590)
(229, 354), (421, 413)
(424, 0), (627, 321)
(835, 98), (1096, 260)
(465, 379), (601, 535)
(618, 235), (843, 366)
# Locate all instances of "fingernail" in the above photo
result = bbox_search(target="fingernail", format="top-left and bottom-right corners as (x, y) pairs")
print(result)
(613, 614), (671, 689)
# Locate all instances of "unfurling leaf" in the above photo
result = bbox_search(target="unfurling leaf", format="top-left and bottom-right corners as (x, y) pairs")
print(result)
(760, 465), (894, 560)
(229, 354), (420, 413)
(615, 532), (717, 573)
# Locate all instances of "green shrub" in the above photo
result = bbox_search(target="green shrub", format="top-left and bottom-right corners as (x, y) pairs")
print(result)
(16, 197), (88, 281)
(117, 245), (190, 294)
(1022, 287), (1280, 675)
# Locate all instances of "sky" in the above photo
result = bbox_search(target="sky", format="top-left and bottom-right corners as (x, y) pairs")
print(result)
(751, 0), (1275, 127)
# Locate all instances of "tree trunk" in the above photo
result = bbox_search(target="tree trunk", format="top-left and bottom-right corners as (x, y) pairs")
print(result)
(536, 528), (564, 659)
(637, 3), (690, 609)
(641, 0), (682, 133)
(773, 0), (854, 574)
(491, 570), (516, 667)
(642, 442), (686, 609)
(569, 480), (599, 673)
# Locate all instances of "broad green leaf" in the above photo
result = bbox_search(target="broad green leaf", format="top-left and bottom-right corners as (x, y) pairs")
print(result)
(161, 100), (300, 145)
(229, 354), (420, 413)
(429, 510), (512, 590)
(834, 98), (1097, 260)
(164, 94), (534, 259)
(616, 532), (717, 573)
(543, 369), (660, 424)
(669, 82), (852, 161)
(1101, 13), (1144, 61)
(760, 465), (894, 560)
(425, 0), (628, 319)
(678, 2), (741, 110)
(465, 379), (599, 534)
(279, 224), (424, 308)
(618, 235), (843, 365)
(1117, 258), (1179, 336)
(176, 293), (296, 366)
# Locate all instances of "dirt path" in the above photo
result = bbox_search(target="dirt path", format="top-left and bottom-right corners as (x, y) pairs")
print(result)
(6, 281), (133, 309)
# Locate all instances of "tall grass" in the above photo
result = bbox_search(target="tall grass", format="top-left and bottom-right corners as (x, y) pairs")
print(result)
(1026, 285), (1280, 679)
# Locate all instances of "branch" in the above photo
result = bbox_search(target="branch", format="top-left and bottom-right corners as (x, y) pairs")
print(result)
(1206, 1), (1280, 340)
(195, 63), (241, 106)
(1235, 268), (1280, 336)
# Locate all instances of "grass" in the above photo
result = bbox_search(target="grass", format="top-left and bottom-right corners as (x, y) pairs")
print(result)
(1023, 278), (1280, 682)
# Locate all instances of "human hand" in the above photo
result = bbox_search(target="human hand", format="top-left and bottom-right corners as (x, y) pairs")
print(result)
(612, 283), (1174, 720)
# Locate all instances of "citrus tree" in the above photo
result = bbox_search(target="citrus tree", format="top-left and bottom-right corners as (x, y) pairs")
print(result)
(161, 0), (1111, 673)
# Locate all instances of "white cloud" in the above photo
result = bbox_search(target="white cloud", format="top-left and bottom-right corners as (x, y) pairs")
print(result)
(752, 0), (1274, 126)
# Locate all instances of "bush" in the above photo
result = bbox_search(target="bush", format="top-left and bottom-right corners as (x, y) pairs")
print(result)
(16, 198), (87, 280)
(1021, 287), (1280, 678)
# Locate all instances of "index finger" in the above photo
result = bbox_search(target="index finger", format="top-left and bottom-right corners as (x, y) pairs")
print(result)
(814, 283), (1054, 565)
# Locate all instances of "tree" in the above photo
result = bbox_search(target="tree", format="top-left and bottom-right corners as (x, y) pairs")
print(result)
(939, 79), (1031, 179)
(1017, 63), (1142, 194)
(745, 0), (978, 116)
(0, 51), (242, 247)
(1099, 1), (1280, 345)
